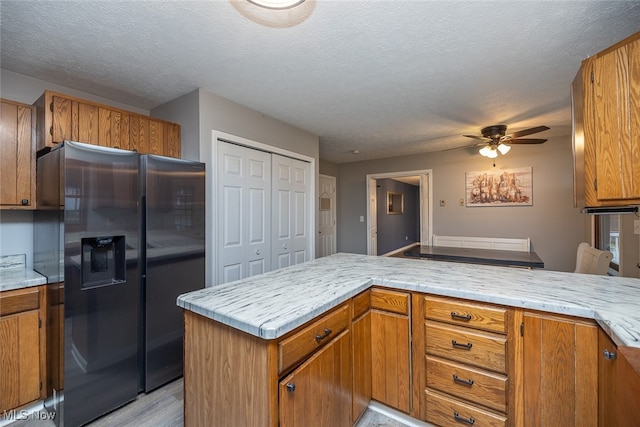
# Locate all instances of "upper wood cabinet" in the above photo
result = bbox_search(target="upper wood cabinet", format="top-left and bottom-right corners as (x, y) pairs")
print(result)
(574, 31), (640, 206)
(1, 99), (36, 209)
(34, 90), (181, 158)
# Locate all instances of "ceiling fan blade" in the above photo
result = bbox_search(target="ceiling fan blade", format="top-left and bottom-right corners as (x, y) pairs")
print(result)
(463, 134), (490, 141)
(442, 142), (485, 151)
(503, 125), (550, 140)
(508, 138), (547, 144)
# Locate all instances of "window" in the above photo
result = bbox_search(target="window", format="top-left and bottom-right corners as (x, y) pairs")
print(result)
(595, 214), (619, 273)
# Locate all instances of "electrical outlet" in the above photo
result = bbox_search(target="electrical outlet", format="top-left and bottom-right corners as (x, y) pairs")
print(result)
(459, 198), (464, 207)
(634, 219), (640, 235)
(440, 199), (445, 207)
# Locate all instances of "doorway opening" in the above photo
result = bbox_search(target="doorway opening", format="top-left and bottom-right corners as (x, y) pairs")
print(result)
(366, 170), (433, 256)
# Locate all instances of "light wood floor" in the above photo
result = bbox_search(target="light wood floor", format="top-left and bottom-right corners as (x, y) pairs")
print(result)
(6, 378), (412, 426)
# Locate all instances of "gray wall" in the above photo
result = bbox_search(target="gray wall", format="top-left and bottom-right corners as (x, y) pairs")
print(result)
(337, 134), (588, 272)
(376, 179), (419, 254)
(320, 159), (339, 177)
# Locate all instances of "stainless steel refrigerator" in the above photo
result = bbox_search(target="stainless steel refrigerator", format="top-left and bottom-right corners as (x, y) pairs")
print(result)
(34, 141), (205, 426)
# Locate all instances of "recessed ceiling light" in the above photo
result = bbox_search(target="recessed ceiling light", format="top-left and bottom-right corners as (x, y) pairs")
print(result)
(247, 0), (305, 9)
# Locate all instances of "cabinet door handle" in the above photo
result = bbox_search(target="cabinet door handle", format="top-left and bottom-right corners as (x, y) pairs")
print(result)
(451, 340), (473, 350)
(286, 383), (295, 393)
(315, 328), (332, 341)
(453, 411), (475, 425)
(21, 199), (29, 205)
(451, 312), (472, 321)
(603, 349), (617, 360)
(453, 374), (474, 386)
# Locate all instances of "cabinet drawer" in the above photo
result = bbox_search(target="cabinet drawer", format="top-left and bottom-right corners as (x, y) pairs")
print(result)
(371, 288), (409, 315)
(353, 289), (370, 319)
(278, 303), (350, 374)
(426, 356), (507, 413)
(0, 287), (40, 317)
(425, 389), (507, 427)
(425, 321), (507, 374)
(425, 295), (507, 334)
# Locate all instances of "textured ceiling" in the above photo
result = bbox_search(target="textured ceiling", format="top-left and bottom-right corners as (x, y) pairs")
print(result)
(1, 0), (639, 163)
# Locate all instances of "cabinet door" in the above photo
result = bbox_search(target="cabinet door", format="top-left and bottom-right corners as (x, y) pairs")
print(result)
(51, 95), (73, 144)
(0, 310), (41, 411)
(592, 38), (640, 201)
(352, 310), (371, 422)
(76, 102), (129, 149)
(1, 100), (34, 207)
(617, 346), (640, 423)
(164, 122), (181, 158)
(371, 308), (411, 413)
(279, 329), (351, 427)
(523, 313), (598, 427)
(598, 328), (617, 427)
(130, 116), (165, 155)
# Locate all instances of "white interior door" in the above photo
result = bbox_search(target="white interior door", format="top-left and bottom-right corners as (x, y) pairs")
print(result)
(368, 178), (378, 255)
(217, 141), (271, 284)
(318, 175), (337, 258)
(272, 154), (311, 269)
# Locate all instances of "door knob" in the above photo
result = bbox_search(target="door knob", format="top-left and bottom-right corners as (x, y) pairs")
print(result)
(283, 244), (288, 250)
(256, 249), (261, 255)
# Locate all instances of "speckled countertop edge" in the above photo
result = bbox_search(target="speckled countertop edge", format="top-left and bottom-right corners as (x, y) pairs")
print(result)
(178, 253), (640, 347)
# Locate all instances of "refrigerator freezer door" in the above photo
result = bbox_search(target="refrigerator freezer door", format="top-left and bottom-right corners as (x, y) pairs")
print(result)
(62, 142), (140, 427)
(141, 155), (205, 392)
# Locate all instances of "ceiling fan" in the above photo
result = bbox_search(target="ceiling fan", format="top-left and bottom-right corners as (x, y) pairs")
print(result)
(463, 125), (550, 158)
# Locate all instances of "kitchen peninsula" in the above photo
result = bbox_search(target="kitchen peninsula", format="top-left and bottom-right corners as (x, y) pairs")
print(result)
(177, 253), (640, 427)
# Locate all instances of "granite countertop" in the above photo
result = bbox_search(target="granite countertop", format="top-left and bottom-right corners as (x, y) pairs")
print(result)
(0, 254), (47, 292)
(177, 253), (640, 348)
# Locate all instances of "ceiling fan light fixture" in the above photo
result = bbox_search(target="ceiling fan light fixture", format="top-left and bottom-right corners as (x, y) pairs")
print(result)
(497, 143), (511, 155)
(247, 0), (305, 9)
(479, 146), (498, 158)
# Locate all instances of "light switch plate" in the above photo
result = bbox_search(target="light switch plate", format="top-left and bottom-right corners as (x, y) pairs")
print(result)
(439, 199), (445, 207)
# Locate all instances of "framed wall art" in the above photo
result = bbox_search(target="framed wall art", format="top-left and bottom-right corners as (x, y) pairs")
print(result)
(465, 167), (533, 207)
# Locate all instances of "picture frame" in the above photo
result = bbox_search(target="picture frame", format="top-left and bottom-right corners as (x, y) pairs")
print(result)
(387, 191), (404, 214)
(465, 167), (533, 207)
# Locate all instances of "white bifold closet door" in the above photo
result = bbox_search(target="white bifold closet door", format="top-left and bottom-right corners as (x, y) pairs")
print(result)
(217, 141), (311, 285)
(271, 154), (310, 270)
(218, 141), (271, 284)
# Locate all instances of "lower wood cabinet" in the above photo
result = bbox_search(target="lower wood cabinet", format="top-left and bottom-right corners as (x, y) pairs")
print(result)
(370, 288), (411, 413)
(522, 312), (598, 427)
(279, 329), (351, 427)
(420, 294), (515, 427)
(182, 288), (635, 427)
(351, 290), (371, 422)
(0, 286), (46, 412)
(597, 328), (640, 426)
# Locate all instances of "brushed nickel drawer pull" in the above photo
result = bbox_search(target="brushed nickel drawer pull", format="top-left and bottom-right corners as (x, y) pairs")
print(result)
(453, 411), (475, 425)
(315, 328), (332, 341)
(451, 312), (472, 321)
(453, 374), (474, 386)
(452, 340), (473, 350)
(603, 349), (617, 360)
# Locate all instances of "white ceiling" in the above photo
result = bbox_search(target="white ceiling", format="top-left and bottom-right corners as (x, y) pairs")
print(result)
(1, 1), (639, 163)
